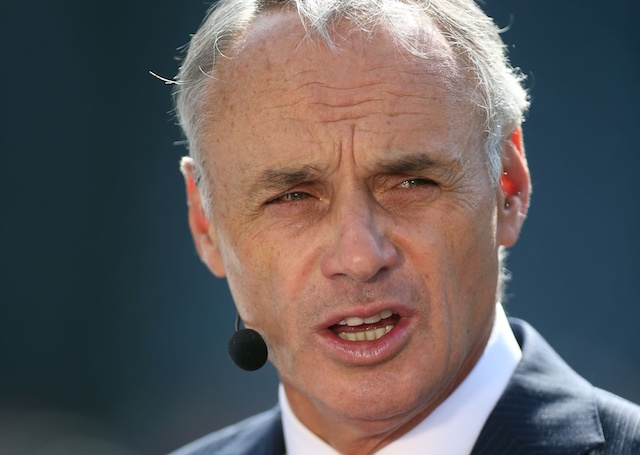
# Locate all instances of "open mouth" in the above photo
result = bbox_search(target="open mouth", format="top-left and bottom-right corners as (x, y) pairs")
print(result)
(330, 310), (400, 341)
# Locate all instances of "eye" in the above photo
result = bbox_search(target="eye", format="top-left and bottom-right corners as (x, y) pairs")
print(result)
(397, 178), (435, 189)
(267, 191), (311, 204)
(381, 176), (440, 208)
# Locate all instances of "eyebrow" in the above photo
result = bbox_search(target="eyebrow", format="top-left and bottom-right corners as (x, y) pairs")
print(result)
(250, 164), (325, 195)
(376, 152), (461, 179)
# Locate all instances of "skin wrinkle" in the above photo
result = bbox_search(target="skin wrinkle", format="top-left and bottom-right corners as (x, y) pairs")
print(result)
(249, 150), (466, 221)
(378, 154), (464, 189)
(208, 75), (476, 232)
(251, 166), (328, 204)
(307, 97), (447, 125)
(295, 80), (447, 99)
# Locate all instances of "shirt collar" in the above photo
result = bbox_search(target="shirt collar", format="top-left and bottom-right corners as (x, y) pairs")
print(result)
(280, 303), (521, 455)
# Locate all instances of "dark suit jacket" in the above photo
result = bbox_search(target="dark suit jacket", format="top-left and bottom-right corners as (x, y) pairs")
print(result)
(170, 319), (640, 454)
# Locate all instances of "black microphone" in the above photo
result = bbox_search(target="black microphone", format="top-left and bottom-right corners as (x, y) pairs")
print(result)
(227, 313), (268, 371)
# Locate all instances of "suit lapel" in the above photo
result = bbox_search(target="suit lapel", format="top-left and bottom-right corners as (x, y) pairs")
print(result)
(471, 319), (605, 455)
(242, 406), (285, 455)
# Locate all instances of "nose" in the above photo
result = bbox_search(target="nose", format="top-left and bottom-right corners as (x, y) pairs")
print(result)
(320, 194), (399, 282)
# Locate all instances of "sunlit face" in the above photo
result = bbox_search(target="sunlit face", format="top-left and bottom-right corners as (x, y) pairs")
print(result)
(193, 10), (510, 445)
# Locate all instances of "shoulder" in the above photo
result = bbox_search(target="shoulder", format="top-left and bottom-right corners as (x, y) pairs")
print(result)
(168, 405), (284, 455)
(473, 318), (640, 455)
(593, 387), (640, 454)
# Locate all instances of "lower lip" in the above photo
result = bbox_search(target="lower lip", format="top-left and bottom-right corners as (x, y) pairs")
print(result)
(316, 318), (412, 365)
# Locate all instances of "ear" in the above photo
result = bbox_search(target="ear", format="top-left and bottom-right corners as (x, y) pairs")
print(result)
(497, 127), (531, 247)
(181, 157), (226, 277)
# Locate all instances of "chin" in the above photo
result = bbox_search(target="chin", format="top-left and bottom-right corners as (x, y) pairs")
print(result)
(314, 368), (440, 427)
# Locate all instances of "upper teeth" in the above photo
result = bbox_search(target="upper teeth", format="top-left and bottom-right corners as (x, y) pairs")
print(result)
(338, 310), (394, 326)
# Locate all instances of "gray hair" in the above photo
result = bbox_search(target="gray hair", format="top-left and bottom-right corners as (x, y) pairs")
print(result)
(173, 0), (529, 207)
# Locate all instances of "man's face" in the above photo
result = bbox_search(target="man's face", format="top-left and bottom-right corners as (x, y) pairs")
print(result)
(192, 11), (512, 440)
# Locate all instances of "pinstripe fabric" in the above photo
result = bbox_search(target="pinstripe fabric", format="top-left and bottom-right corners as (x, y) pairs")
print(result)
(590, 389), (640, 454)
(168, 320), (640, 455)
(168, 406), (285, 455)
(471, 319), (640, 455)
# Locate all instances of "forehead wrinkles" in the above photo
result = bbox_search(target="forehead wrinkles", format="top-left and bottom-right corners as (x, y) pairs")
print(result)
(201, 11), (480, 175)
(294, 71), (452, 126)
(208, 9), (466, 113)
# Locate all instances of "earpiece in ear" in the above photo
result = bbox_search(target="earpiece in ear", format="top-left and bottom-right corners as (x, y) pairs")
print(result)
(501, 171), (522, 211)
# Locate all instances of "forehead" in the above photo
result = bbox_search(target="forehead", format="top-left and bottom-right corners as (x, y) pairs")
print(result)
(199, 10), (482, 173)
(210, 9), (467, 111)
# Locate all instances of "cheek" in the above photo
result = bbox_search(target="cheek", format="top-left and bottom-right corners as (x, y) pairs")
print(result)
(450, 217), (496, 269)
(218, 230), (277, 320)
(442, 207), (499, 341)
(404, 197), (498, 315)
(220, 233), (310, 363)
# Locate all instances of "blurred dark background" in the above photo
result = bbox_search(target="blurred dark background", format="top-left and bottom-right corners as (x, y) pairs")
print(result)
(1, 0), (638, 453)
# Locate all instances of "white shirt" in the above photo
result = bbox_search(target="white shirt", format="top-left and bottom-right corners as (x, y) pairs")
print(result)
(280, 303), (521, 455)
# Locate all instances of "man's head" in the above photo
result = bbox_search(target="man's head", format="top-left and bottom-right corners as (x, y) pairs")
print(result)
(175, 0), (531, 451)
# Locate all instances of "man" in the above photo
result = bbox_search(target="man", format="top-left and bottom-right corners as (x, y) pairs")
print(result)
(168, 0), (640, 453)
